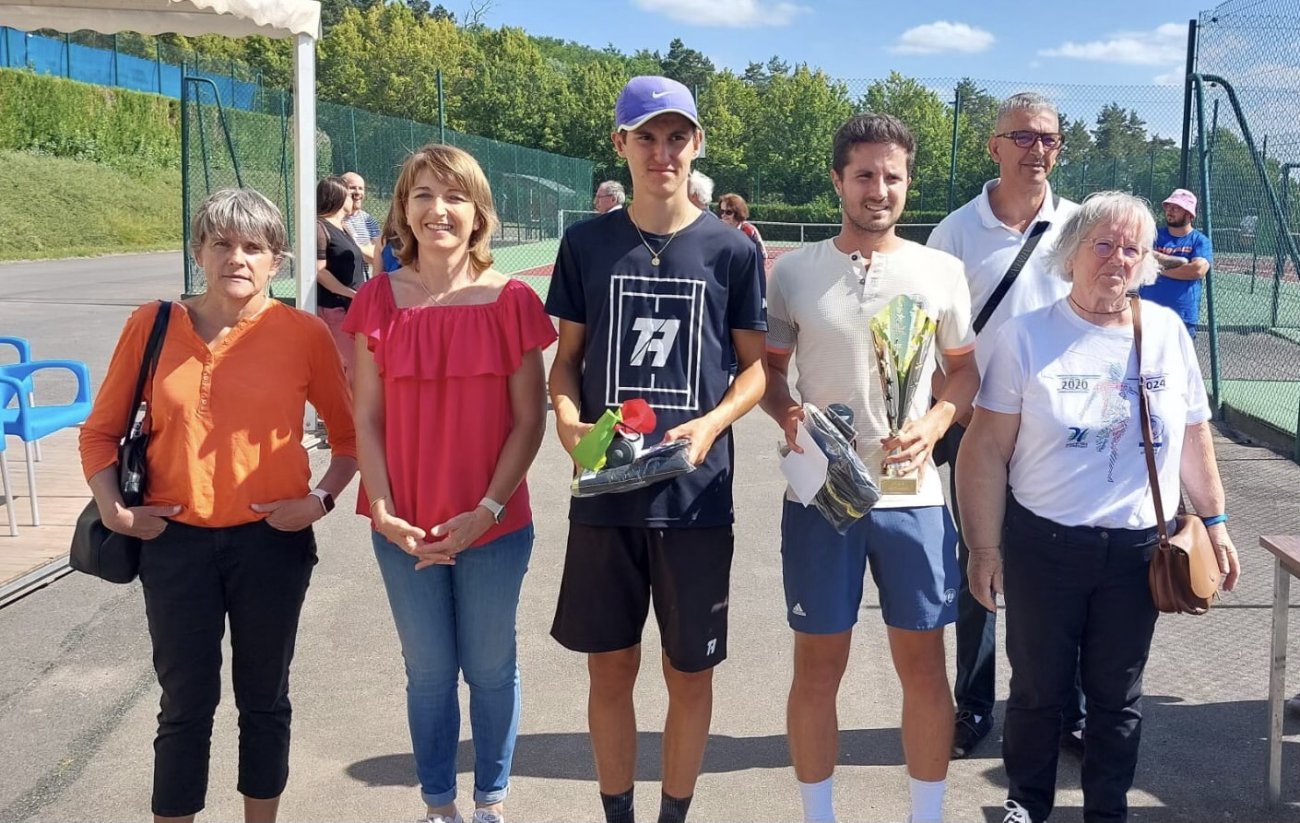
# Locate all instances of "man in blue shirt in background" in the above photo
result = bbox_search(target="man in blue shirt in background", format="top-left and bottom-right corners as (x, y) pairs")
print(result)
(1140, 188), (1213, 339)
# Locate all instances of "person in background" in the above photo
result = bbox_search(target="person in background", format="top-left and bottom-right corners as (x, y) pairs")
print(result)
(343, 171), (381, 276)
(594, 180), (626, 214)
(687, 170), (714, 212)
(316, 176), (365, 378)
(718, 192), (766, 262)
(80, 187), (357, 823)
(1140, 188), (1213, 340)
(925, 91), (1084, 760)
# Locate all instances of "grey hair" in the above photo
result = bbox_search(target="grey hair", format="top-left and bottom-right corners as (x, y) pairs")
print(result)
(688, 170), (714, 205)
(189, 188), (290, 263)
(1047, 190), (1160, 287)
(598, 180), (626, 205)
(996, 92), (1059, 129)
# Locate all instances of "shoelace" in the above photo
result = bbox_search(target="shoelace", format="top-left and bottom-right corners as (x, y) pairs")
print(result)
(1002, 799), (1033, 823)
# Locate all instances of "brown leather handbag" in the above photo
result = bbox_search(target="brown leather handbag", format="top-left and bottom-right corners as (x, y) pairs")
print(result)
(1132, 297), (1221, 615)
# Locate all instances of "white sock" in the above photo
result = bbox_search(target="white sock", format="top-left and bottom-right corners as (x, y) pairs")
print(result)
(798, 776), (836, 823)
(909, 776), (946, 823)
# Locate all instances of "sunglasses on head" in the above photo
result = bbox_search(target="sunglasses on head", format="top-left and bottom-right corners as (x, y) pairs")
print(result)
(997, 130), (1064, 150)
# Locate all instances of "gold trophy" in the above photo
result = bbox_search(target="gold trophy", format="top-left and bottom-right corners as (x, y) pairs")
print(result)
(869, 294), (937, 495)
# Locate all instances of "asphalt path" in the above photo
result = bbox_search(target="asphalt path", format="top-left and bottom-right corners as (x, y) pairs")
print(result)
(1, 254), (1300, 822)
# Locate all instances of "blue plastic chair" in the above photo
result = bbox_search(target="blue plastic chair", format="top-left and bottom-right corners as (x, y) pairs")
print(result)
(0, 416), (16, 536)
(0, 337), (39, 461)
(0, 361), (93, 528)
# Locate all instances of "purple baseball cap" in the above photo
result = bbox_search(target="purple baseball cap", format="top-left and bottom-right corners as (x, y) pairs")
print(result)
(614, 76), (701, 132)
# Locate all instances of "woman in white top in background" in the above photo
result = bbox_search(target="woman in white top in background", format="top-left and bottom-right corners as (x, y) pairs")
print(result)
(957, 191), (1240, 823)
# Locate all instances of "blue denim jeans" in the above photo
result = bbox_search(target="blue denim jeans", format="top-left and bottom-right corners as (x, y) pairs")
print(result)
(371, 524), (533, 807)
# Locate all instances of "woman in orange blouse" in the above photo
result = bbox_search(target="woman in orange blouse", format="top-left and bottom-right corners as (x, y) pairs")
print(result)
(79, 188), (357, 823)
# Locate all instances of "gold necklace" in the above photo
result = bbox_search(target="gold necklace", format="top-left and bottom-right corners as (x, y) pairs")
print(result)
(629, 211), (687, 267)
(1068, 294), (1128, 316)
(412, 265), (466, 305)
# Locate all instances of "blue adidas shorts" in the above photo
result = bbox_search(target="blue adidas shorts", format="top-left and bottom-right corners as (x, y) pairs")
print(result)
(780, 499), (959, 633)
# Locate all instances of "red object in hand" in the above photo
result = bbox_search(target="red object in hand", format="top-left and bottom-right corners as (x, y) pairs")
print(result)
(617, 398), (656, 435)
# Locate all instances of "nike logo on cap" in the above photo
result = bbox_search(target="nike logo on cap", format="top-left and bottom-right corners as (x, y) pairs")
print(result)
(651, 90), (671, 98)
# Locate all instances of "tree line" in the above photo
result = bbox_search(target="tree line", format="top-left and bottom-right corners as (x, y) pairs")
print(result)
(47, 0), (1291, 226)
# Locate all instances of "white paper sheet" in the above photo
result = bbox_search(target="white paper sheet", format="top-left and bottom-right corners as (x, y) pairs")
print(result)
(780, 422), (829, 506)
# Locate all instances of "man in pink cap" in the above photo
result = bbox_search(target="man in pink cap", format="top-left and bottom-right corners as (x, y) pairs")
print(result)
(1140, 188), (1213, 338)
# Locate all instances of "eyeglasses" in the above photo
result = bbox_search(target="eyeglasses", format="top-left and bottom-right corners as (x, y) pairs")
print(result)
(719, 208), (735, 216)
(1086, 237), (1147, 262)
(997, 131), (1064, 150)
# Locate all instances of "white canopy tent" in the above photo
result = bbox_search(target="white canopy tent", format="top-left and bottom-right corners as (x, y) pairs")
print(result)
(0, 0), (322, 313)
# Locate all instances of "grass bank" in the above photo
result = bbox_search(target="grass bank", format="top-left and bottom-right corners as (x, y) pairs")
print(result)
(0, 150), (181, 261)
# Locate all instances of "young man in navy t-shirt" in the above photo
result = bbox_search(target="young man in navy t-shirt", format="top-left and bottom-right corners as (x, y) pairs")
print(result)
(546, 76), (766, 823)
(1140, 188), (1213, 338)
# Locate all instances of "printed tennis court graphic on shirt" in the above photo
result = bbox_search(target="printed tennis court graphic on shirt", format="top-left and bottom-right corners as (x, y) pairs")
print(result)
(605, 274), (706, 411)
(1055, 363), (1134, 482)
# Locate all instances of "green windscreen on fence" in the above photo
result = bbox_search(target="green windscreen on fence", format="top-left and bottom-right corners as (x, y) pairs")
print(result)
(181, 84), (594, 299)
(1192, 1), (1300, 454)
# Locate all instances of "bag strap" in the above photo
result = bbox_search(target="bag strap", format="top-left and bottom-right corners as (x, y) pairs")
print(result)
(125, 301), (172, 439)
(972, 194), (1061, 335)
(1132, 296), (1171, 549)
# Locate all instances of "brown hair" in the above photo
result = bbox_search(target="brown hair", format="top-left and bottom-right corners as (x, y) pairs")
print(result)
(832, 113), (916, 177)
(718, 193), (750, 221)
(316, 176), (350, 217)
(390, 144), (499, 272)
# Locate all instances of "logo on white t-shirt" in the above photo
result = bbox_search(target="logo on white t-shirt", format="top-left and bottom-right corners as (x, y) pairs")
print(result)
(1065, 427), (1089, 448)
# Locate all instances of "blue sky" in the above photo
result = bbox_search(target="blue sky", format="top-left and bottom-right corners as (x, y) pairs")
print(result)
(481, 0), (1209, 87)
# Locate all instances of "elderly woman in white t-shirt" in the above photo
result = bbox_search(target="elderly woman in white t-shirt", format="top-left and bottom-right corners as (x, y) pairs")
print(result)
(956, 190), (1240, 823)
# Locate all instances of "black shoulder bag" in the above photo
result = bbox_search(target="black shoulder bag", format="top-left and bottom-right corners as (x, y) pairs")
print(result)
(70, 301), (172, 584)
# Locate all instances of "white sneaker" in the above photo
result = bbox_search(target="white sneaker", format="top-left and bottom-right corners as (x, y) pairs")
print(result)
(470, 811), (504, 823)
(1002, 800), (1033, 823)
(424, 814), (463, 823)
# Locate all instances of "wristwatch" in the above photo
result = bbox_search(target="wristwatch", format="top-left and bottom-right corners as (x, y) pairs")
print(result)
(309, 488), (335, 514)
(478, 496), (506, 524)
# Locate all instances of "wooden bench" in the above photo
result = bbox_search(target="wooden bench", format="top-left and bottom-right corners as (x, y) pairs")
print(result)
(1263, 535), (1300, 804)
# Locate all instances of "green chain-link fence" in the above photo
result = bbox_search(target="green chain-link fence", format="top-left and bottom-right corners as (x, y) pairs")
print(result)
(1191, 1), (1300, 458)
(180, 81), (594, 301)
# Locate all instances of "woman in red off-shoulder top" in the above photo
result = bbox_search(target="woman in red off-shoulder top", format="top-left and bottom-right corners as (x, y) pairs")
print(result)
(343, 144), (555, 823)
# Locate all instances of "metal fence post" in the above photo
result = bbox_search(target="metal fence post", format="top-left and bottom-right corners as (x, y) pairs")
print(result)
(437, 69), (446, 144)
(350, 106), (359, 172)
(156, 40), (163, 93)
(1179, 18), (1198, 189)
(64, 33), (70, 78)
(947, 85), (961, 214)
(1194, 76), (1221, 414)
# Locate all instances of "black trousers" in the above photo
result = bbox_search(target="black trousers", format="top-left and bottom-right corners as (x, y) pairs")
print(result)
(139, 519), (316, 817)
(1001, 497), (1160, 823)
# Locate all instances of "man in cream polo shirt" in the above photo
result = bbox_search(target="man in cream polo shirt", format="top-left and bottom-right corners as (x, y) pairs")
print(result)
(762, 113), (977, 823)
(927, 91), (1081, 761)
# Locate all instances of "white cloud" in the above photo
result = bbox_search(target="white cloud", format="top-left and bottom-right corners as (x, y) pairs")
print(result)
(1039, 22), (1185, 66)
(1153, 67), (1184, 86)
(630, 0), (808, 27)
(890, 21), (995, 55)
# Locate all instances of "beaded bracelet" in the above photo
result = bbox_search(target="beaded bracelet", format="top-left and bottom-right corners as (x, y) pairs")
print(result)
(1201, 513), (1228, 527)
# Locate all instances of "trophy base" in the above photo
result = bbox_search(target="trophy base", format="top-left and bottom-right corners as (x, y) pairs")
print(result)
(879, 473), (921, 495)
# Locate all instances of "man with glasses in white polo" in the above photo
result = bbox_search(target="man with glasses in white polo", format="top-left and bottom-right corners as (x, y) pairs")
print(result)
(927, 91), (1083, 761)
(593, 180), (625, 214)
